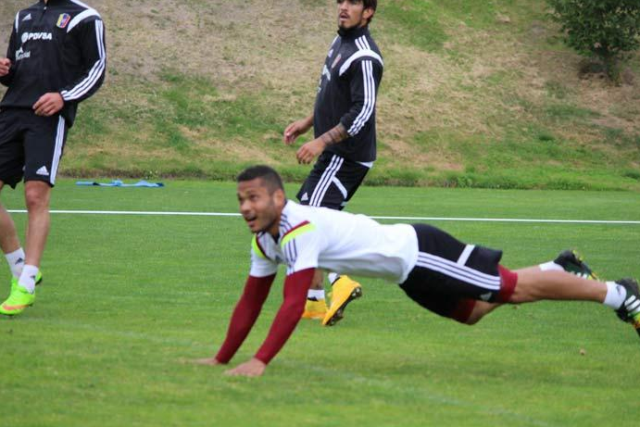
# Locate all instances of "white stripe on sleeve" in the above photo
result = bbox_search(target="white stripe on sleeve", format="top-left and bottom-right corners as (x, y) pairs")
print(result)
(67, 8), (101, 33)
(348, 60), (375, 136)
(60, 20), (106, 102)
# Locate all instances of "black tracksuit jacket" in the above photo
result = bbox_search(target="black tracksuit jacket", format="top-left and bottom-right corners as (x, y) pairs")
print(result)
(0, 0), (106, 127)
(313, 25), (383, 163)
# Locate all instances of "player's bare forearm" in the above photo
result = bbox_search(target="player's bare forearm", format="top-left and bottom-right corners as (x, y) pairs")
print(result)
(301, 114), (314, 130)
(296, 124), (348, 164)
(319, 123), (348, 146)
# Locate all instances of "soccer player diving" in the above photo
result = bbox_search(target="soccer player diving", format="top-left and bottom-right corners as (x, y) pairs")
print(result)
(195, 165), (640, 377)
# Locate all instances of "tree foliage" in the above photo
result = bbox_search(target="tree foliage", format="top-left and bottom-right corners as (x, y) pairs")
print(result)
(547, 0), (640, 80)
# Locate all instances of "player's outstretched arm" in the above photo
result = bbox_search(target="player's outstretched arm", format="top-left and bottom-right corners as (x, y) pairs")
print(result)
(225, 268), (315, 377)
(206, 274), (276, 365)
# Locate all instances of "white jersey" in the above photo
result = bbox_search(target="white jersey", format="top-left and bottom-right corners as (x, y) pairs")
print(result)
(250, 201), (419, 283)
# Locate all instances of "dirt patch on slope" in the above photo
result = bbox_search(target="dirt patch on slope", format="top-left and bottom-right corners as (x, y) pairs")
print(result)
(0, 1), (638, 175)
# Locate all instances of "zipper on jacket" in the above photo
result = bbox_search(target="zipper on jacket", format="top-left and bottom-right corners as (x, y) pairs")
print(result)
(39, 1), (48, 22)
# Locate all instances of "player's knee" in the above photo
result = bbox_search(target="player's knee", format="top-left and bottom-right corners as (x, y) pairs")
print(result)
(457, 301), (501, 325)
(463, 316), (481, 326)
(450, 311), (481, 326)
(449, 299), (482, 325)
(457, 312), (483, 326)
(24, 186), (50, 211)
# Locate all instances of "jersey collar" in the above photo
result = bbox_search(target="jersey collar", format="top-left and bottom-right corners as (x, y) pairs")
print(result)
(276, 200), (297, 240)
(280, 200), (295, 222)
(261, 200), (292, 242)
(338, 25), (370, 39)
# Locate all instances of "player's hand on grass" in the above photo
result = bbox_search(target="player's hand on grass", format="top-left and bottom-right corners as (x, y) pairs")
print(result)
(191, 357), (223, 366)
(0, 58), (11, 76)
(283, 117), (313, 145)
(224, 358), (266, 377)
(296, 139), (326, 164)
(33, 92), (64, 117)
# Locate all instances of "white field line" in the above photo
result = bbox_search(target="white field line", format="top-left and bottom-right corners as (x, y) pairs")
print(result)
(7, 209), (640, 225)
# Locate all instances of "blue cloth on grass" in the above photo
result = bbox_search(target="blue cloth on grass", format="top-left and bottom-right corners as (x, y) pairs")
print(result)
(76, 180), (164, 188)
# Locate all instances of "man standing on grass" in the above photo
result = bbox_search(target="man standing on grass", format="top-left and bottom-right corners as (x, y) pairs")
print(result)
(195, 165), (640, 377)
(0, 0), (106, 316)
(283, 0), (383, 326)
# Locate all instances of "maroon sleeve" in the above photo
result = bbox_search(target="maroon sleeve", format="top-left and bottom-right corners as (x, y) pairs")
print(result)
(215, 274), (276, 364)
(254, 268), (315, 365)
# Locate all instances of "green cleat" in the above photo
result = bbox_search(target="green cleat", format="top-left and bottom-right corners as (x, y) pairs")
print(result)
(10, 271), (43, 293)
(614, 278), (640, 339)
(0, 284), (35, 316)
(554, 250), (598, 280)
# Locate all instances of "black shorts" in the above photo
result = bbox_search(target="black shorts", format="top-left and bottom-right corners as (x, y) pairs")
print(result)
(399, 224), (516, 322)
(0, 109), (68, 188)
(296, 152), (370, 210)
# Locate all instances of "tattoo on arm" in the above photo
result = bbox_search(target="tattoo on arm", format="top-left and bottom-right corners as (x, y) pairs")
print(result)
(320, 123), (348, 146)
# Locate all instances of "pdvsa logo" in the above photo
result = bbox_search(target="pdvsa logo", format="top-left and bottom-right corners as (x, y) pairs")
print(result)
(16, 48), (31, 61)
(21, 32), (53, 44)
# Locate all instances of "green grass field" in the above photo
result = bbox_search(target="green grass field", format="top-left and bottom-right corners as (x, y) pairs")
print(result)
(1, 180), (640, 427)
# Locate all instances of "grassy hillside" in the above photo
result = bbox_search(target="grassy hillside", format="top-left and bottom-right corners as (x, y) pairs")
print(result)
(0, 0), (639, 189)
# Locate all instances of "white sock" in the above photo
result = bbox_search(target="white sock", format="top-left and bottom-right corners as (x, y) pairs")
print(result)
(539, 261), (564, 272)
(5, 248), (25, 279)
(603, 281), (627, 309)
(307, 289), (325, 301)
(328, 272), (340, 284)
(18, 264), (38, 294)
